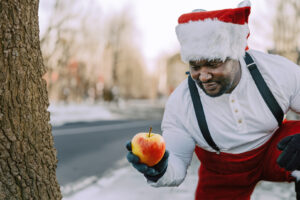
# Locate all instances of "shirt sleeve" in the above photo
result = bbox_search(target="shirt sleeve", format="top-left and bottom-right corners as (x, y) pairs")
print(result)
(148, 95), (196, 187)
(288, 62), (300, 114)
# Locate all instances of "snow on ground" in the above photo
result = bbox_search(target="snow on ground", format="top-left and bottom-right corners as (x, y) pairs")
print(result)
(49, 99), (165, 126)
(49, 102), (123, 126)
(63, 155), (199, 200)
(49, 100), (298, 200)
(62, 155), (297, 200)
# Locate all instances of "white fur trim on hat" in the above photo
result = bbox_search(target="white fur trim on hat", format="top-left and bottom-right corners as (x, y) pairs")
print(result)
(175, 18), (249, 63)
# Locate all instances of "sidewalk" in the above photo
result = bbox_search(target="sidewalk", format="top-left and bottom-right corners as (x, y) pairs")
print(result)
(63, 154), (297, 200)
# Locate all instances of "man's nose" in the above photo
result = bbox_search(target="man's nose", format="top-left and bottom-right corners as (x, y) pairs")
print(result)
(199, 71), (212, 82)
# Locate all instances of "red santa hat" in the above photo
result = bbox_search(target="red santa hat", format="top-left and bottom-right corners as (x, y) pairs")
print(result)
(175, 0), (251, 63)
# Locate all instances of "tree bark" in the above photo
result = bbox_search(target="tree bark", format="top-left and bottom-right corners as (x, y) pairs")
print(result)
(0, 1), (62, 199)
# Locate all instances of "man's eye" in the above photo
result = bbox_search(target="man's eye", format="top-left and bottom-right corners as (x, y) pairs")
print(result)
(209, 62), (222, 68)
(208, 64), (218, 68)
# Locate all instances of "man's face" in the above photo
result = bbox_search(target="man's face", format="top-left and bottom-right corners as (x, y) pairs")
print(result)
(189, 58), (241, 97)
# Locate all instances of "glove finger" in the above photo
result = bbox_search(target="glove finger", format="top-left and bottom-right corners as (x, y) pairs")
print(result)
(127, 152), (139, 164)
(145, 167), (160, 176)
(277, 136), (293, 151)
(145, 174), (161, 182)
(144, 166), (168, 182)
(293, 151), (300, 171)
(291, 151), (300, 171)
(132, 162), (149, 174)
(163, 150), (169, 160)
(154, 150), (169, 172)
(277, 146), (295, 169)
(126, 141), (132, 151)
(289, 134), (300, 151)
(284, 151), (299, 171)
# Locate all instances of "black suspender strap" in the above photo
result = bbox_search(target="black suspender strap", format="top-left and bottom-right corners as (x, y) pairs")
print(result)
(244, 52), (284, 126)
(188, 75), (220, 153)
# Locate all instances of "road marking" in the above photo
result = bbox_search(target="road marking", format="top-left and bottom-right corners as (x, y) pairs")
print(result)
(53, 120), (161, 136)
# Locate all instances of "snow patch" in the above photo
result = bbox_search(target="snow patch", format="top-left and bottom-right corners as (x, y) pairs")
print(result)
(49, 102), (123, 126)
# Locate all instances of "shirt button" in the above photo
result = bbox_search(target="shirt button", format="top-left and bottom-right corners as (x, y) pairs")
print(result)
(231, 99), (235, 103)
(238, 119), (243, 124)
(234, 109), (238, 113)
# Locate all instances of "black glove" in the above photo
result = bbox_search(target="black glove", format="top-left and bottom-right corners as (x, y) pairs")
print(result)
(126, 141), (169, 182)
(277, 134), (300, 171)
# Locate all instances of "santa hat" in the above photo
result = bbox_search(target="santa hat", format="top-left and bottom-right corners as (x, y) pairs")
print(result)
(175, 0), (251, 63)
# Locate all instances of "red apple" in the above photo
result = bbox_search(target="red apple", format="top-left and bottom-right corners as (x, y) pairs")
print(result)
(131, 127), (165, 167)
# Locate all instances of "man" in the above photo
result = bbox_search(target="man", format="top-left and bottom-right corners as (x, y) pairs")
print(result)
(126, 0), (300, 199)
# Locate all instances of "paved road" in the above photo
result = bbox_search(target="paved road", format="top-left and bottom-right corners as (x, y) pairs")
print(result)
(53, 120), (162, 186)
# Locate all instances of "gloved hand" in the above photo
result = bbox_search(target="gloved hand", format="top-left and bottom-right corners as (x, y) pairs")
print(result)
(277, 134), (300, 171)
(126, 141), (169, 182)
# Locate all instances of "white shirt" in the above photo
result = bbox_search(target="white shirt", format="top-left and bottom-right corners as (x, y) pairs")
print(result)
(150, 49), (300, 187)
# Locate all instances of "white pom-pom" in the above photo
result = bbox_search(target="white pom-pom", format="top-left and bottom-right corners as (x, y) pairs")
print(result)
(238, 0), (251, 8)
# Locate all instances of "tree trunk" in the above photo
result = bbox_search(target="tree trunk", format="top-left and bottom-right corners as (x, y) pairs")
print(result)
(0, 1), (62, 199)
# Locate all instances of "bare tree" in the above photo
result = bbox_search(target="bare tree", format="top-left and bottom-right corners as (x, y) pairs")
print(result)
(271, 0), (300, 63)
(102, 8), (151, 100)
(41, 1), (153, 102)
(41, 0), (103, 102)
(0, 1), (62, 199)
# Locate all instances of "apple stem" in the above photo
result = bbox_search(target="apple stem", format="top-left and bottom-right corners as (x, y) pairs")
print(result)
(148, 127), (152, 137)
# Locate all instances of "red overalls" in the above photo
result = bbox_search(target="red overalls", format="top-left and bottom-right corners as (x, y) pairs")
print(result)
(194, 120), (300, 200)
